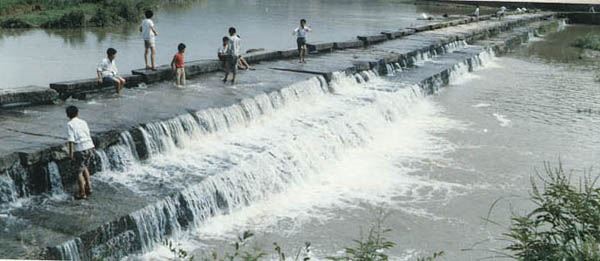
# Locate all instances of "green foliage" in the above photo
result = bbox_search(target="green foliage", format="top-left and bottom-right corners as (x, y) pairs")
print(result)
(505, 163), (600, 260)
(573, 34), (600, 51)
(327, 211), (396, 261)
(416, 251), (445, 261)
(0, 0), (160, 28)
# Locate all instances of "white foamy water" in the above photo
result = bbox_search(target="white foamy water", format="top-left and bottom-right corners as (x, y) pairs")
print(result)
(115, 71), (467, 260)
(472, 103), (491, 108)
(493, 112), (512, 127)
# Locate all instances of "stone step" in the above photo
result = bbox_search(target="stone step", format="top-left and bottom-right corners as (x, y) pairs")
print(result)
(0, 86), (58, 108)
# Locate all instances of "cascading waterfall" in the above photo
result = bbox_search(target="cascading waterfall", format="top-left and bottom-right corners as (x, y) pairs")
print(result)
(54, 41), (501, 260)
(93, 77), (329, 173)
(0, 174), (17, 205)
(122, 70), (426, 258)
(46, 162), (64, 194)
(56, 238), (84, 261)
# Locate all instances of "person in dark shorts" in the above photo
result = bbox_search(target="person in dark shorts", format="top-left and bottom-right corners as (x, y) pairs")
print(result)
(66, 106), (95, 200)
(97, 48), (126, 95)
(223, 27), (241, 84)
(293, 19), (311, 63)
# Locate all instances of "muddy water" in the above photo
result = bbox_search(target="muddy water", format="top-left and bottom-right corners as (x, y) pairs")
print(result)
(0, 0), (472, 89)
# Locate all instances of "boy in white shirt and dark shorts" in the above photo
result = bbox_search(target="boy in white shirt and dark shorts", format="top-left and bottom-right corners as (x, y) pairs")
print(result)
(66, 106), (95, 200)
(140, 10), (159, 70)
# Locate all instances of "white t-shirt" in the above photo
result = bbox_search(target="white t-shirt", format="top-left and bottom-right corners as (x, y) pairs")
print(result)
(97, 58), (118, 78)
(141, 19), (156, 41)
(294, 26), (311, 38)
(474, 8), (480, 16)
(67, 118), (95, 152)
(227, 35), (241, 56)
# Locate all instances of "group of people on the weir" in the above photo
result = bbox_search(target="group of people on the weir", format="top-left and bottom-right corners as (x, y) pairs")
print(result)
(97, 10), (312, 94)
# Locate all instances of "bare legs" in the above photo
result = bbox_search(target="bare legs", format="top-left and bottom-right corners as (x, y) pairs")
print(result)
(299, 46), (307, 63)
(76, 167), (91, 199)
(115, 77), (126, 95)
(145, 46), (156, 70)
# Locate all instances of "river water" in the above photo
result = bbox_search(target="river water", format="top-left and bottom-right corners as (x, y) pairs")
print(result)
(89, 25), (598, 260)
(1, 2), (599, 260)
(0, 0), (471, 89)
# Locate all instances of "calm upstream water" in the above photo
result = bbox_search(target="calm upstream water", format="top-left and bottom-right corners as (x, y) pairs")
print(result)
(0, 0), (470, 89)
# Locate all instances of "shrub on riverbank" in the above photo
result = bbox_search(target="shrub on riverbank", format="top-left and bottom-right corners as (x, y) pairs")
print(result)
(505, 163), (600, 260)
(573, 33), (600, 51)
(0, 0), (159, 29)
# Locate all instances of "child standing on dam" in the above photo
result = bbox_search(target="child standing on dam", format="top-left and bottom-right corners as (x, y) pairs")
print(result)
(293, 19), (311, 63)
(140, 10), (159, 71)
(223, 27), (241, 84)
(171, 43), (186, 87)
(66, 106), (95, 200)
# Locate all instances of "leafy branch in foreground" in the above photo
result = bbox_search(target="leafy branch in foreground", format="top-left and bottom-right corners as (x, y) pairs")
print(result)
(505, 162), (600, 260)
(326, 211), (395, 261)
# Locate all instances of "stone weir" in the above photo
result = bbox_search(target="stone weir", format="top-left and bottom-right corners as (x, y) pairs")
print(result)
(0, 12), (557, 260)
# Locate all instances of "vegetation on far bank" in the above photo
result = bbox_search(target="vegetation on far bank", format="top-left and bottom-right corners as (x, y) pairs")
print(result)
(0, 0), (165, 29)
(573, 33), (600, 51)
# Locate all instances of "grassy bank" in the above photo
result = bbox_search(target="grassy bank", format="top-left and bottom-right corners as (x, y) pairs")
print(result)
(0, 0), (160, 29)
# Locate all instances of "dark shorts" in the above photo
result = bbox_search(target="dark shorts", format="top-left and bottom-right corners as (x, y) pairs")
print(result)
(103, 76), (119, 85)
(297, 37), (307, 51)
(73, 149), (95, 174)
(224, 55), (239, 74)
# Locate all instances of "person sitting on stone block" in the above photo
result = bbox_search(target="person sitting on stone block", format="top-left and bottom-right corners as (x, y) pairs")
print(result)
(97, 48), (126, 95)
(66, 105), (95, 200)
(496, 6), (507, 20)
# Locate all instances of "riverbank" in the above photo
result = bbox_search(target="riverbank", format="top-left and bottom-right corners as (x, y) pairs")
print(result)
(0, 0), (158, 28)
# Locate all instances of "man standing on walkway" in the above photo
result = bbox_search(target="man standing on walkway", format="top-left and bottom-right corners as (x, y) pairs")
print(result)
(223, 27), (241, 84)
(140, 10), (159, 70)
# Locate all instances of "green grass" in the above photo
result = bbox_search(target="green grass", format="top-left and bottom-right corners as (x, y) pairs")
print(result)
(573, 34), (600, 51)
(0, 0), (159, 28)
(504, 163), (600, 260)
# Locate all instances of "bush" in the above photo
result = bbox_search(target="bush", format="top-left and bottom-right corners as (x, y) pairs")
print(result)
(41, 9), (86, 28)
(573, 34), (600, 51)
(505, 163), (600, 260)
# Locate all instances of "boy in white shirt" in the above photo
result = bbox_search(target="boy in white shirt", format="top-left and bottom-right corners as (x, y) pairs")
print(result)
(223, 27), (241, 84)
(140, 10), (159, 70)
(293, 19), (311, 63)
(66, 106), (95, 200)
(97, 48), (126, 95)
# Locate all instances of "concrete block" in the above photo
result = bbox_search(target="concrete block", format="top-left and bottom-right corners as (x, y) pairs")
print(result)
(334, 40), (364, 50)
(243, 51), (282, 63)
(307, 42), (335, 53)
(381, 29), (415, 39)
(357, 34), (387, 45)
(51, 74), (141, 100)
(0, 86), (58, 107)
(408, 24), (431, 32)
(185, 60), (223, 77)
(429, 22), (444, 30)
(279, 48), (300, 59)
(123, 75), (144, 88)
(132, 66), (173, 84)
